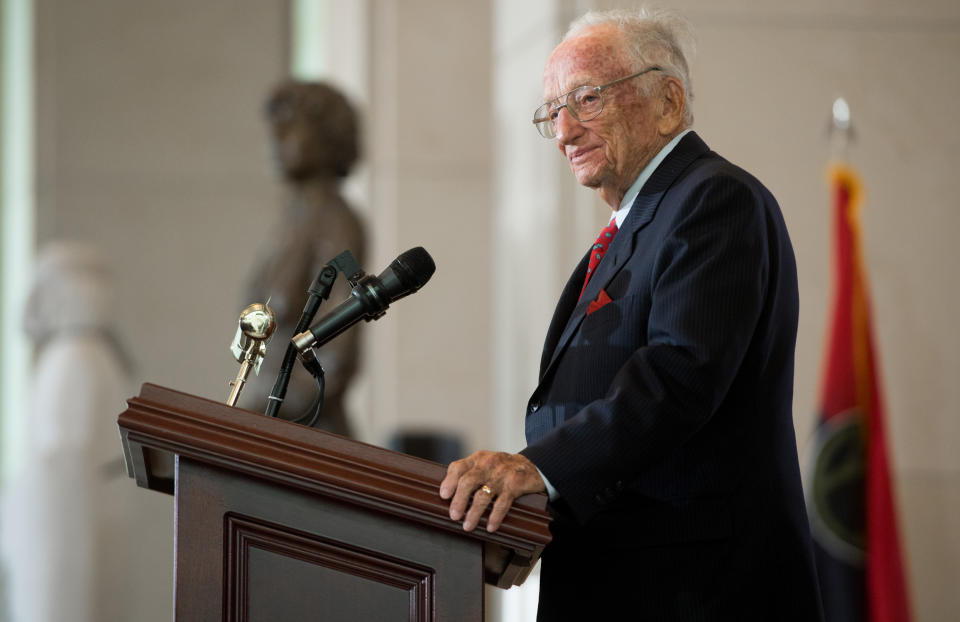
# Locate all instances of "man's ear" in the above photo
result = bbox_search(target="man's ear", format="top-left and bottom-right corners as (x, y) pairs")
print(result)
(657, 77), (686, 135)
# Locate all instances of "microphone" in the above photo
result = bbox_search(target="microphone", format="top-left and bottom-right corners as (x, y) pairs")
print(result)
(291, 247), (435, 352)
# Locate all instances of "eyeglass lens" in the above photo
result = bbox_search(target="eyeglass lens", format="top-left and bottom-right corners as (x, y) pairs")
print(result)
(534, 86), (604, 138)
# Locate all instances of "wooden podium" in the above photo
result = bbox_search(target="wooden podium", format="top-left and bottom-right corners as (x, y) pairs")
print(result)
(117, 384), (551, 621)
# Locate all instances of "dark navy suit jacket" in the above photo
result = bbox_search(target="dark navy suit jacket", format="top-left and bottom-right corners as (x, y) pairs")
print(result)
(521, 132), (824, 620)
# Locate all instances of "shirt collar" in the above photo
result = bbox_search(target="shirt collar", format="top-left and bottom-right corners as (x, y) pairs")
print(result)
(613, 129), (692, 228)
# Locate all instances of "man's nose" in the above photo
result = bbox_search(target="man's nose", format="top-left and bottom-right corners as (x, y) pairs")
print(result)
(555, 107), (583, 143)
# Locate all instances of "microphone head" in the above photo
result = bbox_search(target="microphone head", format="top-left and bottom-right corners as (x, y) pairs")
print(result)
(392, 247), (436, 289)
(375, 247), (435, 302)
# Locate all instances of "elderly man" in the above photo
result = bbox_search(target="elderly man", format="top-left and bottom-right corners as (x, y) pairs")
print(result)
(440, 8), (823, 620)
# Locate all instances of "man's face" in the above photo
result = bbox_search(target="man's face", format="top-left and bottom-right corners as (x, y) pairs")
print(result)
(542, 25), (663, 204)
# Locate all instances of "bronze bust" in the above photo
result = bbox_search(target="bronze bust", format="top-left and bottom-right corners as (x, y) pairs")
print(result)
(240, 80), (367, 436)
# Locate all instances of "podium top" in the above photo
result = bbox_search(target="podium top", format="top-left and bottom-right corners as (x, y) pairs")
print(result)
(118, 383), (551, 588)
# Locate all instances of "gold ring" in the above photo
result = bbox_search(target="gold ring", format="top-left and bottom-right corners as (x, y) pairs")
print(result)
(480, 485), (494, 496)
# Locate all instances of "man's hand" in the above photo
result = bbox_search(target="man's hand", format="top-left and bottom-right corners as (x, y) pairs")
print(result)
(439, 450), (546, 533)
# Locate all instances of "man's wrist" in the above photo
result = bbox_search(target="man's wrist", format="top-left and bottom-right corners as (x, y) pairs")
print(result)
(534, 466), (559, 501)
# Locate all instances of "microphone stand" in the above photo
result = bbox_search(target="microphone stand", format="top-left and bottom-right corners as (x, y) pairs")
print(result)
(264, 250), (364, 420)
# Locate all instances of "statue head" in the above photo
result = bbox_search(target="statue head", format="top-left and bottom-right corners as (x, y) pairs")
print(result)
(265, 80), (360, 181)
(24, 241), (113, 342)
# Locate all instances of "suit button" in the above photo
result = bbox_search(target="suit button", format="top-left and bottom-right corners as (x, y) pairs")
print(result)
(528, 401), (540, 413)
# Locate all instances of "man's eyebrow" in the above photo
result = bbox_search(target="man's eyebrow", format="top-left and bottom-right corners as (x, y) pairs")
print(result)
(540, 83), (582, 105)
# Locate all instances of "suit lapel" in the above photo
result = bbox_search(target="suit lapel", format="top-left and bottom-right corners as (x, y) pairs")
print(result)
(538, 132), (711, 381)
(539, 250), (589, 377)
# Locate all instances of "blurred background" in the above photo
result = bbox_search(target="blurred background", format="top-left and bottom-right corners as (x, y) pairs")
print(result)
(0, 0), (957, 620)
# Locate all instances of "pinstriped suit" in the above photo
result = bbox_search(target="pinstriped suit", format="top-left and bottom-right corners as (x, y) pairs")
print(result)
(521, 132), (824, 621)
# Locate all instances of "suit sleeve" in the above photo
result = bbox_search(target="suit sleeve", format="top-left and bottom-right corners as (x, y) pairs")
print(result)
(521, 171), (776, 524)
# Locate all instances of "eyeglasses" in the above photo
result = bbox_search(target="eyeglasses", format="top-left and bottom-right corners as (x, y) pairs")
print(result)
(532, 66), (662, 139)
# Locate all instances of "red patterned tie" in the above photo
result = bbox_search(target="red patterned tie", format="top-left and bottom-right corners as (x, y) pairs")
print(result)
(579, 219), (618, 300)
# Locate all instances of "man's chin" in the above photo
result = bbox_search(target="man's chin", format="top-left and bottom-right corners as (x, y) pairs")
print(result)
(571, 167), (602, 189)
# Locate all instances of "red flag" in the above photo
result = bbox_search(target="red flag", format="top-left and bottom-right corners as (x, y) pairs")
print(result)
(806, 165), (911, 622)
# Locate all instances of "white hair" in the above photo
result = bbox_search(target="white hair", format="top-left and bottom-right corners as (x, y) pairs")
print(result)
(565, 7), (696, 126)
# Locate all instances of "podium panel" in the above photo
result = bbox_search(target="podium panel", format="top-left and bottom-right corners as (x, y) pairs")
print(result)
(177, 459), (481, 621)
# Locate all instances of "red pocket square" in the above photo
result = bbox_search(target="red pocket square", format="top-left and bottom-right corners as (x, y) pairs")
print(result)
(586, 289), (613, 316)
